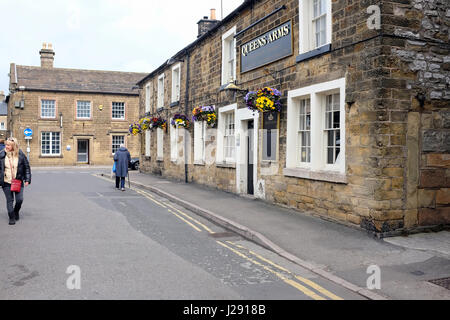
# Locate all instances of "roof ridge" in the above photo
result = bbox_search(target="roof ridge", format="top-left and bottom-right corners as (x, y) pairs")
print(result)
(16, 65), (148, 75)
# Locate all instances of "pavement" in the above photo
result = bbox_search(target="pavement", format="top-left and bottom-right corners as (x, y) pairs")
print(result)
(99, 169), (450, 300)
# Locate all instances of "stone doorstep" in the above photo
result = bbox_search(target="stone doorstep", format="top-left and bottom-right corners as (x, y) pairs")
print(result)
(98, 173), (390, 300)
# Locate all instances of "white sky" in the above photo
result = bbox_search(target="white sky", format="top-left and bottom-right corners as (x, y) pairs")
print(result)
(0, 0), (244, 94)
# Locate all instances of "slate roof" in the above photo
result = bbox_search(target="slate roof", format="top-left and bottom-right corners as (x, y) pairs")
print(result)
(15, 66), (148, 95)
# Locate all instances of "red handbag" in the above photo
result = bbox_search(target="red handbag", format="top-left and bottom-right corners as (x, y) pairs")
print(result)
(8, 158), (22, 193)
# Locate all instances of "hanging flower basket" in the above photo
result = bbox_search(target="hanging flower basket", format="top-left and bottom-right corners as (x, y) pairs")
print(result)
(129, 122), (142, 136)
(171, 114), (190, 128)
(139, 117), (152, 131)
(192, 105), (217, 127)
(150, 117), (167, 131)
(245, 87), (282, 113)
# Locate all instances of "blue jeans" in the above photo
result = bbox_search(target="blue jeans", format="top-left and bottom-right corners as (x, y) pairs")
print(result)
(115, 176), (125, 189)
(2, 183), (24, 219)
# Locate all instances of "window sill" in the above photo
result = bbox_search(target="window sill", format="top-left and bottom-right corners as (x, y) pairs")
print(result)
(39, 155), (63, 159)
(194, 160), (205, 166)
(170, 101), (179, 108)
(296, 44), (331, 63)
(157, 157), (164, 162)
(216, 162), (236, 169)
(283, 167), (347, 184)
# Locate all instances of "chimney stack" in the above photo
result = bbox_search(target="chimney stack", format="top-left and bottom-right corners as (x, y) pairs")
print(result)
(40, 42), (55, 69)
(197, 8), (220, 38)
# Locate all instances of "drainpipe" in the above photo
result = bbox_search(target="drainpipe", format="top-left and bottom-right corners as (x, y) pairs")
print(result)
(184, 50), (191, 183)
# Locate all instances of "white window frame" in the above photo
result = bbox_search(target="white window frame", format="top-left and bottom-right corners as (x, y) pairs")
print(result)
(157, 128), (164, 160)
(297, 98), (311, 167)
(299, 0), (332, 54)
(286, 78), (346, 177)
(216, 104), (237, 164)
(41, 99), (56, 118)
(170, 120), (178, 162)
(112, 135), (125, 155)
(221, 26), (237, 85)
(145, 83), (152, 113)
(171, 63), (181, 103)
(76, 100), (91, 119)
(157, 74), (165, 109)
(194, 121), (206, 163)
(145, 130), (151, 157)
(41, 131), (61, 156)
(112, 102), (125, 120)
(0, 122), (5, 130)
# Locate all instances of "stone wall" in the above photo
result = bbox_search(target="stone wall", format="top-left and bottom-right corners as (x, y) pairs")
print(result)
(383, 0), (450, 226)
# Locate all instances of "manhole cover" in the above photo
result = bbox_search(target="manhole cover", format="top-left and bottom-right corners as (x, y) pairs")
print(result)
(428, 277), (450, 290)
(209, 232), (237, 239)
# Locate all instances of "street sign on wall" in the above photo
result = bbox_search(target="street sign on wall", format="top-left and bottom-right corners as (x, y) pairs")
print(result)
(240, 20), (293, 73)
(24, 128), (33, 137)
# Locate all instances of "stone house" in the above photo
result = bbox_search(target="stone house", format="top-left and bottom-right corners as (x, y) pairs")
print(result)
(136, 0), (449, 235)
(8, 44), (147, 166)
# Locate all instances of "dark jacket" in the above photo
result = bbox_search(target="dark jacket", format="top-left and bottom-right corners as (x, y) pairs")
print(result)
(113, 147), (131, 178)
(0, 149), (32, 186)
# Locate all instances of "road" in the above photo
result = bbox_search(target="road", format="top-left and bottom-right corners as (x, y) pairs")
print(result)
(0, 168), (365, 300)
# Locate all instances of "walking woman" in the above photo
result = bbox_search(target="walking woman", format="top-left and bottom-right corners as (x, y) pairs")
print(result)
(0, 137), (31, 225)
(113, 144), (130, 191)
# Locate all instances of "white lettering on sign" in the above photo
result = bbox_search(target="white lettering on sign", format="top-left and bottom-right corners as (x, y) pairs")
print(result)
(241, 24), (290, 57)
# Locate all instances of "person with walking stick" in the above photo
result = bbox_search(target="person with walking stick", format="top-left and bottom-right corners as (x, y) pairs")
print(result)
(113, 144), (131, 191)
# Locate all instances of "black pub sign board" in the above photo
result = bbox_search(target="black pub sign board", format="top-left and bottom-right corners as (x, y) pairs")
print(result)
(240, 20), (293, 73)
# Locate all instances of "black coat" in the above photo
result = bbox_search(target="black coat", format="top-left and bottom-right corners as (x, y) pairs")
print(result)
(0, 149), (31, 186)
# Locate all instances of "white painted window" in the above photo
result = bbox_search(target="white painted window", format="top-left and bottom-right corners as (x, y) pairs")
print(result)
(224, 112), (235, 161)
(0, 122), (5, 130)
(194, 121), (206, 163)
(145, 130), (151, 157)
(145, 83), (152, 113)
(41, 99), (56, 118)
(170, 120), (177, 162)
(76, 101), (91, 119)
(216, 104), (237, 164)
(157, 74), (165, 109)
(112, 102), (125, 120)
(297, 98), (311, 165)
(171, 64), (181, 103)
(286, 78), (345, 175)
(221, 26), (237, 85)
(112, 135), (125, 154)
(299, 0), (332, 54)
(41, 132), (60, 155)
(157, 128), (164, 159)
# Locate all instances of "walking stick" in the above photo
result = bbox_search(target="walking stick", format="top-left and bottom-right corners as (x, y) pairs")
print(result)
(128, 171), (130, 188)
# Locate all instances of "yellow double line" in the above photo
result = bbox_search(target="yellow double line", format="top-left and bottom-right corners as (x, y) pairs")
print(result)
(95, 175), (343, 300)
(133, 187), (213, 233)
(217, 241), (343, 301)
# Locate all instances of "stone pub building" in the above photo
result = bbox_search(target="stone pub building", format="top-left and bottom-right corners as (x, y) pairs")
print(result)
(137, 0), (449, 235)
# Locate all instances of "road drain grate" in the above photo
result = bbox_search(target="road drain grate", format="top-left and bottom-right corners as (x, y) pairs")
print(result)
(428, 277), (450, 290)
(209, 232), (237, 239)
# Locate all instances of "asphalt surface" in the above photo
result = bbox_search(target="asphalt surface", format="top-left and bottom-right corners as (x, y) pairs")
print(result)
(0, 168), (365, 300)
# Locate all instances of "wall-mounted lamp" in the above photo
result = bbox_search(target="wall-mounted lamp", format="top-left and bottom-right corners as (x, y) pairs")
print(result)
(219, 80), (248, 95)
